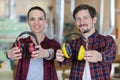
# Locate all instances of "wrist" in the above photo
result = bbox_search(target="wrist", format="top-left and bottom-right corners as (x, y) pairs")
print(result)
(45, 48), (54, 60)
(6, 51), (12, 60)
(61, 56), (65, 62)
(98, 53), (102, 62)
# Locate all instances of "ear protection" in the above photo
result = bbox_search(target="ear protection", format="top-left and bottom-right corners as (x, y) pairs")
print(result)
(61, 32), (85, 61)
(15, 31), (39, 58)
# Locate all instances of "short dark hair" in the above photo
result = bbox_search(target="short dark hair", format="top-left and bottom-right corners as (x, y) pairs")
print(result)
(73, 4), (97, 19)
(27, 6), (46, 19)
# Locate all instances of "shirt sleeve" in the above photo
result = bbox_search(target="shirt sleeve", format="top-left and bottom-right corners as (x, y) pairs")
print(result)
(44, 48), (54, 60)
(101, 35), (117, 64)
(46, 39), (60, 60)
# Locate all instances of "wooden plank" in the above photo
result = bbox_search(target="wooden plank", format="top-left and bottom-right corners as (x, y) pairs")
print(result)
(113, 54), (120, 63)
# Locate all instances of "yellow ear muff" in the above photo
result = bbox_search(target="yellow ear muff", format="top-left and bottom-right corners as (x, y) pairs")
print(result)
(62, 32), (85, 60)
(77, 45), (85, 60)
(61, 42), (70, 58)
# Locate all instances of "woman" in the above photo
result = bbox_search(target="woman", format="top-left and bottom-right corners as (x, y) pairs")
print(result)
(7, 6), (60, 80)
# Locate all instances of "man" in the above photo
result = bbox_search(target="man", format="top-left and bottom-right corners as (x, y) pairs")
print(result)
(56, 4), (116, 80)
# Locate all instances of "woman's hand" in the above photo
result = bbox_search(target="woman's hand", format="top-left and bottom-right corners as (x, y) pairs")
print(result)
(7, 47), (22, 60)
(31, 45), (50, 59)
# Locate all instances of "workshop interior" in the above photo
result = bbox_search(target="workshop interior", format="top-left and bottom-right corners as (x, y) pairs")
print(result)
(0, 0), (120, 80)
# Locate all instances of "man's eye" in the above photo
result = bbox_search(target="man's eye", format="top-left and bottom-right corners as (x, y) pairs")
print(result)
(84, 17), (88, 19)
(76, 18), (81, 21)
(39, 17), (44, 20)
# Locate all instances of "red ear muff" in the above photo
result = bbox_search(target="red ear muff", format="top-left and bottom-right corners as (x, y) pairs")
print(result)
(29, 43), (35, 53)
(29, 43), (39, 53)
(15, 31), (39, 58)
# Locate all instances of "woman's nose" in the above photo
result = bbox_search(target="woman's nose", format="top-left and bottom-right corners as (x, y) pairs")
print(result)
(34, 20), (39, 24)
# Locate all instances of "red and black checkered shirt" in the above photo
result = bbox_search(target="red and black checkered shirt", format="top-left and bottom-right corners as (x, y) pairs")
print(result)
(62, 31), (116, 80)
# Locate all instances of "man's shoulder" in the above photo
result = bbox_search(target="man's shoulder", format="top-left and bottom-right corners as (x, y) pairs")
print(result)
(97, 34), (115, 42)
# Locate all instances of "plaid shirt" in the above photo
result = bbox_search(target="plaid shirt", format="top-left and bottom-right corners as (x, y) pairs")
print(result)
(62, 31), (116, 80)
(14, 36), (60, 80)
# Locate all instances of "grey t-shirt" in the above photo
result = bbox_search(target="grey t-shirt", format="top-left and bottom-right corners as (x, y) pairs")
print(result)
(26, 58), (44, 80)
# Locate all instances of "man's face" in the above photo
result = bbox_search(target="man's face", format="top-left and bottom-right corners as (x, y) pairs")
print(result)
(74, 10), (96, 34)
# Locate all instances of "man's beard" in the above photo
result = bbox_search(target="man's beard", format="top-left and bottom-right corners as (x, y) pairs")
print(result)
(79, 24), (90, 33)
(83, 29), (90, 33)
(79, 24), (94, 34)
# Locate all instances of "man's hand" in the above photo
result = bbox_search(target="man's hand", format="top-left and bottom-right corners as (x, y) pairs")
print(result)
(84, 50), (102, 63)
(56, 49), (65, 62)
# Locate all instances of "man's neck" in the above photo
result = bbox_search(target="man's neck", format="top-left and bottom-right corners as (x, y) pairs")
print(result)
(82, 28), (95, 39)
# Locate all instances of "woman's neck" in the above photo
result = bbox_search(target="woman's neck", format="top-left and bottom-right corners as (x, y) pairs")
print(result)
(31, 32), (45, 45)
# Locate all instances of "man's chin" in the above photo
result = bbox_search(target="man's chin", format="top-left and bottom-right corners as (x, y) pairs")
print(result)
(80, 30), (90, 34)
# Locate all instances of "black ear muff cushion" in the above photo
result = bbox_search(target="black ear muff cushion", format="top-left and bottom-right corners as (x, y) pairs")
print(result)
(62, 43), (70, 58)
(20, 44), (24, 53)
(20, 44), (26, 58)
(66, 43), (72, 56)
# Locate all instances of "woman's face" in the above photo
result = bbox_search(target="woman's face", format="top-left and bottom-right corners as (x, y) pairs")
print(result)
(27, 9), (46, 34)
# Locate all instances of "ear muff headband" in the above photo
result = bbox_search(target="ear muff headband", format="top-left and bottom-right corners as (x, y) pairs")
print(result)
(15, 31), (39, 45)
(62, 32), (81, 43)
(15, 31), (39, 58)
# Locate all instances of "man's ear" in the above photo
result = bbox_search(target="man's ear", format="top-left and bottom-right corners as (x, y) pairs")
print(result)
(74, 20), (79, 29)
(93, 16), (97, 24)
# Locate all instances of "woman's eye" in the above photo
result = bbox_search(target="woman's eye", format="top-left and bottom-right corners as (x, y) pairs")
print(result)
(29, 17), (45, 21)
(29, 18), (34, 21)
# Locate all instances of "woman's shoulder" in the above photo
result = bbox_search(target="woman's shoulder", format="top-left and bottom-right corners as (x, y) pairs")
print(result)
(45, 36), (59, 43)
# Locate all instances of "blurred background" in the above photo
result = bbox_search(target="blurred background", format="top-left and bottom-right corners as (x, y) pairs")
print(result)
(0, 0), (120, 80)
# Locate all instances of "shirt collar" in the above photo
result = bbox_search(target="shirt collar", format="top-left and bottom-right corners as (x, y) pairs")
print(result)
(80, 30), (99, 41)
(88, 30), (99, 39)
(27, 36), (49, 44)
